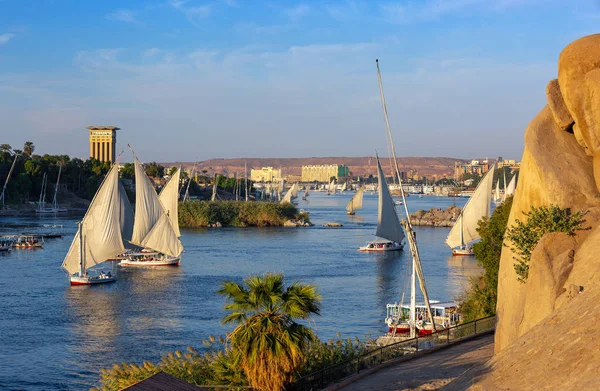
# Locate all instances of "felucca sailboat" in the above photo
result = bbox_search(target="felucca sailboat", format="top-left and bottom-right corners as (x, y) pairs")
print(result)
(358, 158), (404, 251)
(445, 164), (495, 256)
(120, 153), (183, 266)
(346, 186), (364, 215)
(373, 59), (451, 341)
(61, 161), (133, 285)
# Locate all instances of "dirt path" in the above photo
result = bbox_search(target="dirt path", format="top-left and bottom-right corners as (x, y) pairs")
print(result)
(339, 335), (494, 391)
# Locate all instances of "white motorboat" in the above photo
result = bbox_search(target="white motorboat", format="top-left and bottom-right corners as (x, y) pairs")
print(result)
(358, 239), (403, 252)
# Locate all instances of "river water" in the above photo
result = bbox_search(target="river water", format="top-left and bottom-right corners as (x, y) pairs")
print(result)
(0, 192), (480, 390)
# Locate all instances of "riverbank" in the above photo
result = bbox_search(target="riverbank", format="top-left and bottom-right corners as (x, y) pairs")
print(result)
(178, 200), (310, 228)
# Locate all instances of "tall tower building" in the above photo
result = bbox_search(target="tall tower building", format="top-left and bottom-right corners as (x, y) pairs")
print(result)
(88, 126), (119, 163)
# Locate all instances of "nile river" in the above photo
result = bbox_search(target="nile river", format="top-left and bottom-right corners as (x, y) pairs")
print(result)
(0, 192), (479, 390)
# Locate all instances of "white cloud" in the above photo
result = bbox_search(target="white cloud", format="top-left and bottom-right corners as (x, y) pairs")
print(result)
(107, 9), (139, 24)
(0, 33), (14, 45)
(168, 0), (212, 23)
(325, 1), (368, 21)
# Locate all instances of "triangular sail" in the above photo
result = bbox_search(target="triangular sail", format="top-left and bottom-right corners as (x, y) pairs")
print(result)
(505, 174), (517, 196)
(118, 180), (134, 247)
(281, 189), (292, 204)
(375, 157), (405, 244)
(140, 213), (183, 257)
(131, 157), (164, 246)
(445, 164), (495, 249)
(346, 187), (364, 212)
(159, 168), (181, 237)
(61, 164), (128, 275)
(495, 179), (500, 202)
(291, 183), (298, 199)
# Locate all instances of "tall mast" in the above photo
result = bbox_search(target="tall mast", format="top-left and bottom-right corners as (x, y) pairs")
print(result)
(38, 173), (47, 210)
(211, 173), (217, 201)
(0, 152), (19, 209)
(376, 59), (436, 336)
(78, 222), (84, 276)
(52, 164), (62, 209)
(245, 162), (248, 202)
(184, 162), (196, 202)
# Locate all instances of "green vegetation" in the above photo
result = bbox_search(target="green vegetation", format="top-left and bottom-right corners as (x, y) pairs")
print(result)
(460, 196), (513, 321)
(0, 142), (112, 204)
(179, 200), (307, 227)
(95, 273), (369, 391)
(506, 204), (587, 282)
(218, 273), (321, 391)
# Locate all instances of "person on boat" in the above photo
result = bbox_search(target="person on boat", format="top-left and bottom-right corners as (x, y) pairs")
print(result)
(107, 272), (112, 278)
(99, 271), (105, 278)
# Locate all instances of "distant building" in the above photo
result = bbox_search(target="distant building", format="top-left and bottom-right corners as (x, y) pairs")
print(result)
(455, 159), (490, 178)
(88, 126), (119, 163)
(301, 164), (349, 182)
(250, 167), (281, 182)
(285, 174), (302, 183)
(497, 159), (520, 169)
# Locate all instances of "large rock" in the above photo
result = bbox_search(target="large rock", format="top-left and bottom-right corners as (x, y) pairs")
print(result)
(448, 34), (600, 388)
(493, 34), (600, 354)
(409, 206), (461, 227)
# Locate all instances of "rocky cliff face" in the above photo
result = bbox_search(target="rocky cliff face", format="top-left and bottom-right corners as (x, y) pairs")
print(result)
(494, 34), (600, 354)
(453, 34), (600, 388)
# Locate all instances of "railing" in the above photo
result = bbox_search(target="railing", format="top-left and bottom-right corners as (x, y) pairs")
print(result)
(294, 315), (496, 391)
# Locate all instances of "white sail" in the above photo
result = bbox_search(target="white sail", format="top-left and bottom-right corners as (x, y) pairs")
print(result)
(446, 164), (495, 249)
(159, 168), (181, 237)
(61, 164), (128, 275)
(281, 189), (293, 204)
(291, 183), (298, 199)
(495, 179), (500, 202)
(502, 171), (507, 201)
(140, 213), (183, 257)
(341, 182), (347, 192)
(505, 174), (517, 196)
(118, 180), (134, 246)
(131, 157), (164, 246)
(375, 157), (405, 244)
(329, 180), (336, 194)
(346, 187), (364, 213)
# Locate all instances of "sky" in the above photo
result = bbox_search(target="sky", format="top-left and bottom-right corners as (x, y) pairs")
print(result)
(0, 0), (599, 162)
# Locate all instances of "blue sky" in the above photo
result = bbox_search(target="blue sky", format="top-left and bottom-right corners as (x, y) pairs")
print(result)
(0, 0), (598, 161)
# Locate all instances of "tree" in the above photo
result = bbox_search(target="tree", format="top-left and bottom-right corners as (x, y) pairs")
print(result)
(144, 162), (164, 179)
(460, 196), (513, 321)
(120, 163), (135, 180)
(23, 141), (35, 157)
(218, 273), (321, 391)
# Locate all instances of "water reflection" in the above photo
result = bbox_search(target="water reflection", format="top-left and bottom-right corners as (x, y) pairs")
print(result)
(445, 255), (484, 299)
(374, 251), (408, 309)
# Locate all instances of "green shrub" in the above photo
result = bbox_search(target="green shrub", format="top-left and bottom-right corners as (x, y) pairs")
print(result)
(505, 205), (587, 282)
(178, 200), (305, 228)
(460, 196), (513, 321)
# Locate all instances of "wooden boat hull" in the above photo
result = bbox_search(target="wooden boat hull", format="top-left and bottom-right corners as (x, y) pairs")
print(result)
(120, 257), (181, 267)
(359, 243), (404, 252)
(70, 275), (116, 286)
(452, 248), (474, 256)
(387, 326), (434, 337)
(347, 211), (355, 215)
(13, 243), (43, 249)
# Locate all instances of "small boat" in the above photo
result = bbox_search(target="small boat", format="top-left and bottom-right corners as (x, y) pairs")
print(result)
(358, 156), (405, 252)
(0, 238), (12, 252)
(394, 200), (403, 205)
(384, 301), (461, 336)
(445, 164), (496, 256)
(13, 235), (44, 248)
(122, 154), (183, 267)
(346, 186), (364, 215)
(119, 251), (180, 266)
(359, 239), (403, 252)
(61, 160), (133, 286)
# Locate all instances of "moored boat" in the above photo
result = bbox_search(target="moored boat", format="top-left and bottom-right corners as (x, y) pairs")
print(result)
(384, 301), (461, 336)
(359, 239), (403, 252)
(12, 235), (44, 248)
(119, 252), (180, 266)
(0, 238), (12, 252)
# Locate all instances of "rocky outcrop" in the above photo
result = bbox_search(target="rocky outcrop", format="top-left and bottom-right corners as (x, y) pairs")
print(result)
(283, 219), (312, 227)
(409, 206), (461, 227)
(323, 222), (343, 227)
(494, 34), (600, 354)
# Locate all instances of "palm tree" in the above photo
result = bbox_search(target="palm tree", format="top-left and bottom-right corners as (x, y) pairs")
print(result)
(217, 273), (321, 391)
(23, 141), (34, 157)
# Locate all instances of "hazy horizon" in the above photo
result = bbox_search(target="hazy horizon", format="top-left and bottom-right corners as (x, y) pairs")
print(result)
(2, 0), (599, 161)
